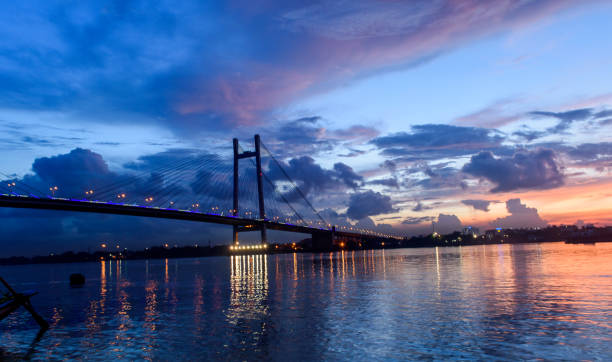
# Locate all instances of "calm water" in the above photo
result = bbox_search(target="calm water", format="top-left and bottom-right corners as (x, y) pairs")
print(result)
(1, 242), (611, 360)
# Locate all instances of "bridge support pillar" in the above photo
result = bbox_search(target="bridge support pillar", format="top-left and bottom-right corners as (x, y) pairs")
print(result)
(233, 138), (239, 245)
(254, 134), (267, 244)
(232, 135), (267, 245)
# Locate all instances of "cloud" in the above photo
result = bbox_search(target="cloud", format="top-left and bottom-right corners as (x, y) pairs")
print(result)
(434, 214), (462, 234)
(454, 98), (523, 127)
(333, 162), (364, 189)
(491, 198), (547, 228)
(346, 190), (396, 220)
(266, 116), (377, 158)
(512, 129), (545, 142)
(0, 1), (590, 134)
(267, 116), (334, 156)
(402, 216), (434, 225)
(593, 109), (612, 119)
(412, 164), (467, 191)
(462, 149), (564, 192)
(368, 177), (399, 188)
(371, 124), (504, 161)
(267, 156), (362, 200)
(332, 125), (379, 141)
(565, 142), (612, 169)
(461, 199), (493, 212)
(26, 148), (115, 195)
(412, 201), (431, 212)
(530, 108), (593, 133)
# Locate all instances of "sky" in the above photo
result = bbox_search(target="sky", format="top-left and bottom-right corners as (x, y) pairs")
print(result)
(1, 0), (612, 256)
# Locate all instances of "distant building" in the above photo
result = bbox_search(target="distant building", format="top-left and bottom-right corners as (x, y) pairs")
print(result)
(462, 226), (480, 237)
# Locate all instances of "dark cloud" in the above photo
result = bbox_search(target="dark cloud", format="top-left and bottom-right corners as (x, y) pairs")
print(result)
(333, 162), (364, 189)
(346, 190), (396, 220)
(462, 149), (564, 192)
(267, 156), (363, 200)
(27, 148), (115, 195)
(565, 142), (612, 169)
(566, 142), (612, 161)
(402, 216), (434, 225)
(491, 198), (547, 228)
(412, 201), (431, 212)
(600, 118), (612, 126)
(268, 117), (334, 156)
(434, 214), (462, 234)
(338, 148), (367, 158)
(381, 160), (397, 173)
(513, 130), (544, 142)
(530, 108), (592, 133)
(402, 163), (467, 193)
(267, 116), (379, 158)
(593, 109), (612, 119)
(368, 177), (399, 188)
(461, 199), (493, 212)
(371, 124), (504, 161)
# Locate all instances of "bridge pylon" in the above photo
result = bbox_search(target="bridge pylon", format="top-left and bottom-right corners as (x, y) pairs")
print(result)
(232, 134), (267, 245)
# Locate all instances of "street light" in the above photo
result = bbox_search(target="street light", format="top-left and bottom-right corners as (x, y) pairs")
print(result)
(117, 193), (126, 199)
(7, 182), (16, 194)
(49, 186), (58, 197)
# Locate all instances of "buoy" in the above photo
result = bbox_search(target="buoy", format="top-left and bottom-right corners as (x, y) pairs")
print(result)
(70, 273), (85, 287)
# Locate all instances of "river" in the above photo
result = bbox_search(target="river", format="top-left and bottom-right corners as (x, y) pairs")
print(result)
(1, 242), (611, 360)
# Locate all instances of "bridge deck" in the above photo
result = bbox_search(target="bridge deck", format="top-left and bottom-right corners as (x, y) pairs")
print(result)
(0, 195), (396, 240)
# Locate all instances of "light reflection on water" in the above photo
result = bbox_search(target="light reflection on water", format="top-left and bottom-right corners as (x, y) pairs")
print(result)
(0, 242), (611, 360)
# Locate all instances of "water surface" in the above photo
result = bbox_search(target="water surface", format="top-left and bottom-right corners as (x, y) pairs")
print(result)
(1, 242), (611, 360)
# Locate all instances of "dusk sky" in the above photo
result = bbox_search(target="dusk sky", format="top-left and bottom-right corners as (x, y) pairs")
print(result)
(2, 0), (612, 255)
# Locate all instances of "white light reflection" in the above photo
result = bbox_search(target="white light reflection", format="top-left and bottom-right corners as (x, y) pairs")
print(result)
(227, 254), (269, 328)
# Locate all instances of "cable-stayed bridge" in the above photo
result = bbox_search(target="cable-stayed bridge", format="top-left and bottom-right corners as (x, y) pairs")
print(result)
(0, 135), (399, 251)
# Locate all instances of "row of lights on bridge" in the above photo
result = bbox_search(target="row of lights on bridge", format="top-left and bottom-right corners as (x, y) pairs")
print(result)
(229, 244), (268, 251)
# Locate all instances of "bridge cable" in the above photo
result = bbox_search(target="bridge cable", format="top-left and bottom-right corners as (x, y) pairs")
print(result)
(259, 141), (327, 226)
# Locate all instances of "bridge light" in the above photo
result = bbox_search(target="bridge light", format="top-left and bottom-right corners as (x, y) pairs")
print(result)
(100, 243), (107, 248)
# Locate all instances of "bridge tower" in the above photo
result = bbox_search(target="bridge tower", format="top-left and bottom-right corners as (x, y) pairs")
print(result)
(232, 134), (267, 245)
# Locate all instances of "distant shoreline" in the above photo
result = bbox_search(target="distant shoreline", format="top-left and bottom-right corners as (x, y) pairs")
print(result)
(1, 235), (609, 267)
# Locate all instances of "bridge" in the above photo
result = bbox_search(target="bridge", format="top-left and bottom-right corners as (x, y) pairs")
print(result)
(1, 135), (399, 251)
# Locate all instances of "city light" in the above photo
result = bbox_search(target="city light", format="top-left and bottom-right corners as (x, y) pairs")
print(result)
(229, 243), (268, 251)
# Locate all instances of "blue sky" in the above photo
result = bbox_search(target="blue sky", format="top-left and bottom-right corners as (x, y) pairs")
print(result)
(1, 0), (612, 256)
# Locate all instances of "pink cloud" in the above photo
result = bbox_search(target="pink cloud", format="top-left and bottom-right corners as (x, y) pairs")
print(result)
(174, 0), (591, 128)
